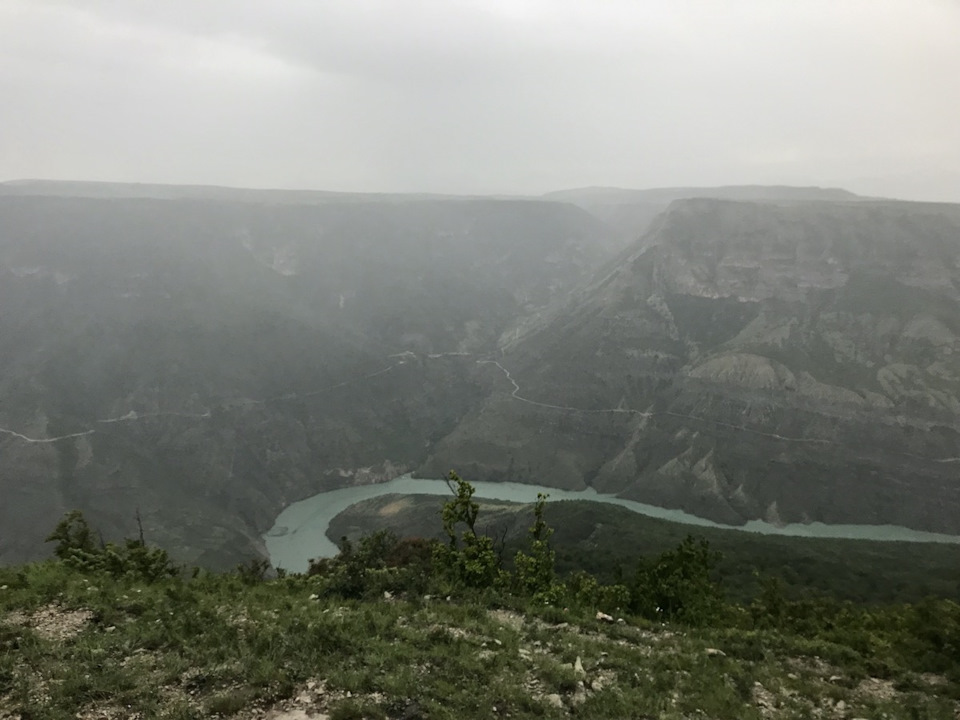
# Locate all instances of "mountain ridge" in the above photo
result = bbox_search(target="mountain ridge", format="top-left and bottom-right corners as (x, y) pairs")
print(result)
(422, 197), (960, 532)
(0, 194), (613, 567)
(3, 187), (960, 566)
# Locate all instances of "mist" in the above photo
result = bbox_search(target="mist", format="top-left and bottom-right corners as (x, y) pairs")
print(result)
(1, 0), (958, 200)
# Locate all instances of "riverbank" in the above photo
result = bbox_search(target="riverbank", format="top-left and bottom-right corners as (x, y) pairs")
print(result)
(265, 474), (960, 573)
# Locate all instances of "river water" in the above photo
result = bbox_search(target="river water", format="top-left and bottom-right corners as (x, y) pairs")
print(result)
(263, 474), (960, 572)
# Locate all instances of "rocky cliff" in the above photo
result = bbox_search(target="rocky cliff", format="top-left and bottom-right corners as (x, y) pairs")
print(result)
(423, 199), (960, 533)
(4, 187), (960, 567)
(0, 192), (613, 566)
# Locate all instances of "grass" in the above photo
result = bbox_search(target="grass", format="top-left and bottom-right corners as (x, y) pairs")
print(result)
(2, 561), (959, 719)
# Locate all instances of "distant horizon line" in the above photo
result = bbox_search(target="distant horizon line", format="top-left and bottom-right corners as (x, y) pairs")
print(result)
(0, 176), (857, 196)
(6, 176), (959, 206)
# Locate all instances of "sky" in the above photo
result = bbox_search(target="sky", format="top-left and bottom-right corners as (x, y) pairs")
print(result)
(1, 0), (958, 200)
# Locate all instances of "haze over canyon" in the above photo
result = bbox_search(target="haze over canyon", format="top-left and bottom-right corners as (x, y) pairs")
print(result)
(2, 180), (959, 567)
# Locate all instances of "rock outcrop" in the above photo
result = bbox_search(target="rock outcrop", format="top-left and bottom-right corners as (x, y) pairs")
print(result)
(425, 199), (960, 533)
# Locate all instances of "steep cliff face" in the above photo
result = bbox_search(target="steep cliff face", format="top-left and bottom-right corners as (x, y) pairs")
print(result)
(5, 189), (960, 566)
(424, 199), (960, 532)
(0, 193), (613, 567)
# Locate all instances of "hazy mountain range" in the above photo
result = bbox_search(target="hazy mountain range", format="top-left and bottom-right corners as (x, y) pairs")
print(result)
(1, 180), (958, 567)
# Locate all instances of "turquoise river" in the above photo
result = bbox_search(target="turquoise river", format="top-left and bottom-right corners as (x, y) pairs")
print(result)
(264, 474), (960, 572)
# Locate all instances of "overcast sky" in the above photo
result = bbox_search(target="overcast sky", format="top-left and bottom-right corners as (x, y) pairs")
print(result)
(1, 0), (958, 200)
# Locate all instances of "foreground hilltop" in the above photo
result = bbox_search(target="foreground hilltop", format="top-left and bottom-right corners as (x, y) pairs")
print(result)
(6, 567), (958, 720)
(425, 198), (960, 533)
(2, 492), (959, 720)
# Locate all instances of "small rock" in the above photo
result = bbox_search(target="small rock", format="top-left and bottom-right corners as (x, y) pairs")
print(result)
(493, 638), (502, 646)
(395, 701), (424, 720)
(309, 593), (319, 600)
(596, 611), (614, 622)
(616, 617), (625, 624)
(265, 710), (314, 720)
(0, 585), (8, 590)
(836, 700), (847, 711)
(787, 673), (798, 680)
(383, 590), (393, 600)
(105, 626), (116, 633)
(705, 647), (726, 657)
(829, 674), (843, 683)
(545, 694), (563, 708)
(574, 656), (585, 676)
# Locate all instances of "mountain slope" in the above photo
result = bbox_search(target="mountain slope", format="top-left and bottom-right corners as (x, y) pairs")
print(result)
(423, 198), (960, 532)
(0, 193), (614, 567)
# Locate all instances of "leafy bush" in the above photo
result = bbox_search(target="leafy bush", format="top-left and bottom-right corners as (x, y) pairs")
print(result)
(308, 530), (438, 598)
(432, 471), (502, 589)
(630, 535), (724, 625)
(512, 493), (560, 600)
(750, 573), (787, 628)
(45, 510), (179, 582)
(236, 558), (271, 584)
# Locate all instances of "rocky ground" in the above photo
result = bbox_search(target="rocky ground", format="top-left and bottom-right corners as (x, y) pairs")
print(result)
(2, 567), (958, 720)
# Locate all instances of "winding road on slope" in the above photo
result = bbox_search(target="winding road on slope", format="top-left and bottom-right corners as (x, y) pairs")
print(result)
(0, 358), (411, 443)
(2, 353), (959, 465)
(474, 359), (960, 462)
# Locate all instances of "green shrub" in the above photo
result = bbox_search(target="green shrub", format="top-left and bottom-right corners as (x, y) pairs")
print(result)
(308, 531), (440, 599)
(45, 510), (179, 582)
(565, 571), (628, 613)
(512, 493), (558, 599)
(630, 535), (724, 625)
(433, 471), (502, 589)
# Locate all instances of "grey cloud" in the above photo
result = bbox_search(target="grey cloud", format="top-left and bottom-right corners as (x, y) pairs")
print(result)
(1, 0), (958, 199)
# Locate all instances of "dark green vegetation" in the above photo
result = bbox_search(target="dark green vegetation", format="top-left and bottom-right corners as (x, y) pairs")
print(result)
(3, 484), (960, 719)
(329, 494), (960, 604)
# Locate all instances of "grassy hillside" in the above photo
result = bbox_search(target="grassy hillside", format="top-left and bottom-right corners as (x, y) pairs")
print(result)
(3, 488), (960, 719)
(3, 559), (960, 719)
